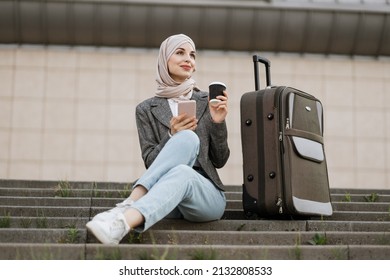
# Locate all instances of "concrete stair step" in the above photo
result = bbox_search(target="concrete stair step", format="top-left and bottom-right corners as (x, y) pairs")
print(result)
(2, 188), (389, 205)
(330, 188), (390, 195)
(143, 219), (390, 233)
(0, 205), (91, 217)
(331, 194), (390, 203)
(2, 179), (389, 194)
(1, 228), (389, 246)
(0, 197), (389, 214)
(131, 230), (390, 246)
(0, 228), (87, 243)
(0, 188), (128, 198)
(1, 205), (388, 222)
(332, 202), (390, 212)
(0, 179), (241, 193)
(0, 194), (241, 206)
(0, 179), (131, 190)
(3, 217), (390, 232)
(223, 209), (390, 222)
(0, 243), (389, 260)
(1, 216), (89, 229)
(0, 189), (240, 200)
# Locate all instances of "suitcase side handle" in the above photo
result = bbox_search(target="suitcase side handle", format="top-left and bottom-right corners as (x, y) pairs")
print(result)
(253, 55), (271, 90)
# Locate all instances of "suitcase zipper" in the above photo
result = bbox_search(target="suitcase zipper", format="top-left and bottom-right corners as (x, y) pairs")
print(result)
(276, 87), (288, 215)
(276, 197), (283, 214)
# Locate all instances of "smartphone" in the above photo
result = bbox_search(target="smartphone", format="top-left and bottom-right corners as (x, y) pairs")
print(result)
(178, 100), (196, 118)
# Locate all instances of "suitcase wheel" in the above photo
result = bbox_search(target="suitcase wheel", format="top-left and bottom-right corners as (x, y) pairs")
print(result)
(244, 211), (255, 219)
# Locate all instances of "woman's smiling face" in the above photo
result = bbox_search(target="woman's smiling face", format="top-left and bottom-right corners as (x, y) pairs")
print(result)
(167, 42), (196, 83)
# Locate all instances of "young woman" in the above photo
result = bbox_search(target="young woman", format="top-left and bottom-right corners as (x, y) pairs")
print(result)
(86, 34), (230, 244)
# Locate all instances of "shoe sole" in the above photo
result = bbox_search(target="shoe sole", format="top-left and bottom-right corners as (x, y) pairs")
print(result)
(86, 220), (119, 245)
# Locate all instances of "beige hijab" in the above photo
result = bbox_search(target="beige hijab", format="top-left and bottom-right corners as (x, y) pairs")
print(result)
(155, 34), (196, 100)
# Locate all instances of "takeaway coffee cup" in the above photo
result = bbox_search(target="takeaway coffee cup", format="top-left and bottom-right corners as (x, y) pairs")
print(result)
(209, 81), (226, 105)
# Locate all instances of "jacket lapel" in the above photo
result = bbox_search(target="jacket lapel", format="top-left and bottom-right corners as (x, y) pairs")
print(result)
(150, 97), (172, 128)
(193, 91), (208, 120)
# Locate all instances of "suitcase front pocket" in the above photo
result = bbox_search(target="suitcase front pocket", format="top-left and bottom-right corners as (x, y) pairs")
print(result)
(282, 90), (332, 216)
(291, 136), (324, 163)
(284, 136), (332, 216)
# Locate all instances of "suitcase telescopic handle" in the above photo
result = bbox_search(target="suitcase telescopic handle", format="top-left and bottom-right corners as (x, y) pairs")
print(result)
(253, 55), (271, 90)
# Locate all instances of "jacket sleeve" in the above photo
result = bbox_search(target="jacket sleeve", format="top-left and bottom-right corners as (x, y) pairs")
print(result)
(135, 103), (170, 169)
(208, 119), (230, 169)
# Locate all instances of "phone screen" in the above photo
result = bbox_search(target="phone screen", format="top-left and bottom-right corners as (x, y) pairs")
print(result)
(178, 100), (196, 118)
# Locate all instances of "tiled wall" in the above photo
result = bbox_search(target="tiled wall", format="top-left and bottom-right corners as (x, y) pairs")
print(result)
(1, 45), (389, 189)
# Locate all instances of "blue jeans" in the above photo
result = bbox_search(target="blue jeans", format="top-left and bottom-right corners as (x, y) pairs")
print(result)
(131, 130), (226, 232)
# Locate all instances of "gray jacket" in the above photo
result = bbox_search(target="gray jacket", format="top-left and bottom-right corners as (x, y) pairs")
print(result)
(135, 89), (230, 191)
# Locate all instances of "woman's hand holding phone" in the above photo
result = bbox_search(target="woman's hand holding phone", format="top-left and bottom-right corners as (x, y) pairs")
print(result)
(170, 100), (198, 135)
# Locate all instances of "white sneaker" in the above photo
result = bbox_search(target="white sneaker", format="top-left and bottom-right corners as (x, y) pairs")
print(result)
(86, 213), (130, 245)
(93, 198), (134, 222)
